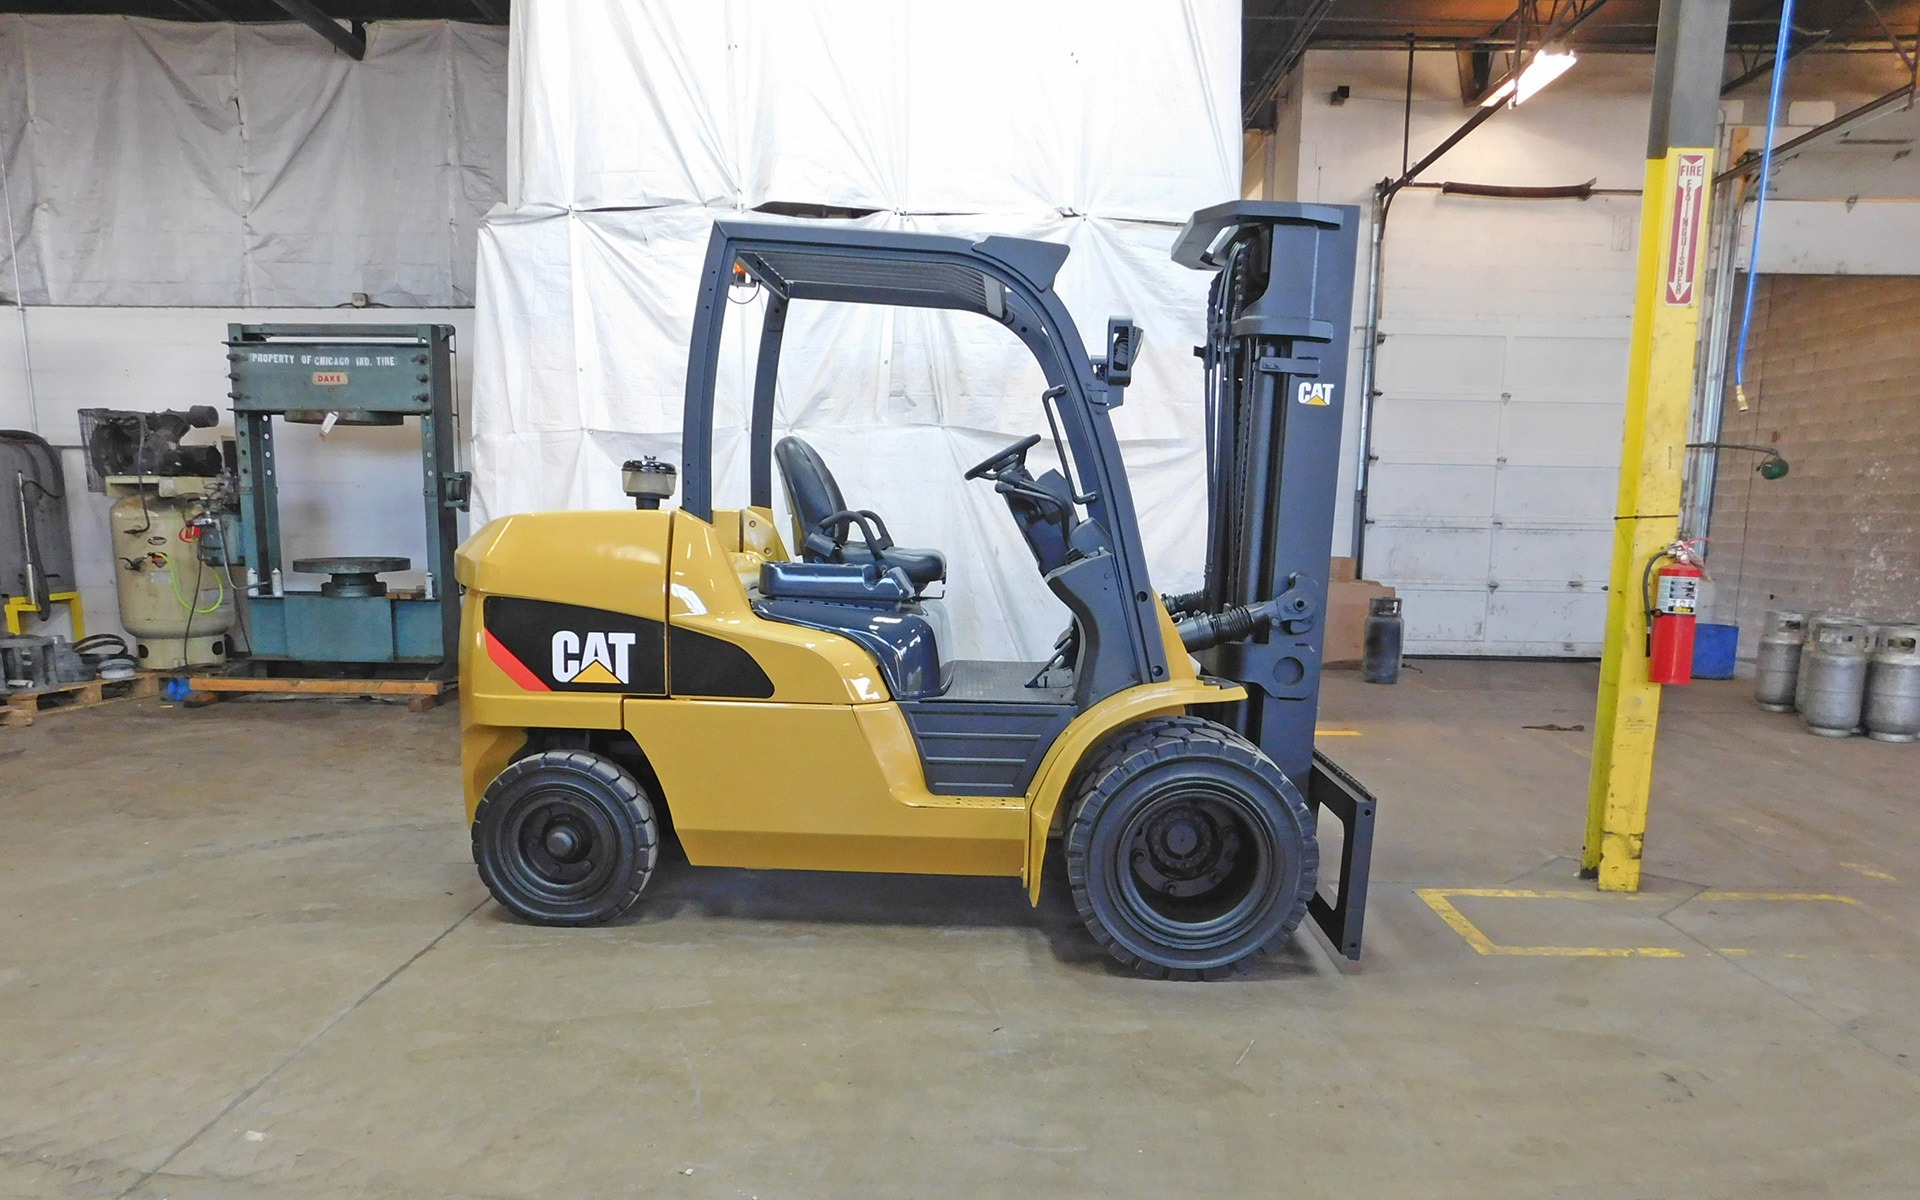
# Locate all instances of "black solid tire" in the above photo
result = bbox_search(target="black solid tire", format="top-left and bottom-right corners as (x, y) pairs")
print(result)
(472, 749), (659, 926)
(1064, 715), (1318, 980)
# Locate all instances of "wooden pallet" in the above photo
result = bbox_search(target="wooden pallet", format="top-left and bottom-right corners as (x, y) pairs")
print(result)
(183, 675), (456, 713)
(1, 673), (163, 729)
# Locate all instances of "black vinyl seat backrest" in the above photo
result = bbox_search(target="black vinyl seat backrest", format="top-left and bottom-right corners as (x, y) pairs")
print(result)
(774, 436), (850, 550)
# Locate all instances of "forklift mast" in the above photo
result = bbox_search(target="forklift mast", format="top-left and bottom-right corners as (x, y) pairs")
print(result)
(1171, 201), (1376, 959)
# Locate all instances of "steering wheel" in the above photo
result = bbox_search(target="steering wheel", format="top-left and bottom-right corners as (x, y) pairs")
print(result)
(964, 434), (1043, 481)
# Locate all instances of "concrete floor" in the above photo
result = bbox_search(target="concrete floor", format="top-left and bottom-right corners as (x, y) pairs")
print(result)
(3, 662), (1919, 1199)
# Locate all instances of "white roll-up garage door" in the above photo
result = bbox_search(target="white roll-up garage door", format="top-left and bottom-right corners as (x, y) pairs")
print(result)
(1361, 192), (1635, 656)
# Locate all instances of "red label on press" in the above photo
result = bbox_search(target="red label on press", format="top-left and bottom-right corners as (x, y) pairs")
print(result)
(1663, 152), (1707, 306)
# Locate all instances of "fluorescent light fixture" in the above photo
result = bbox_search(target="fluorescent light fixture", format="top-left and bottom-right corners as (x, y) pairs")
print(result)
(1513, 47), (1578, 105)
(1481, 46), (1578, 108)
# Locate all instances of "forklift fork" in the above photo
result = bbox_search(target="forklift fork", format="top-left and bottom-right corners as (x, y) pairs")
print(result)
(1308, 749), (1377, 961)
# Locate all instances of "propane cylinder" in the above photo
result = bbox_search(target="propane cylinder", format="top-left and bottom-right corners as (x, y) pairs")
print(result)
(1795, 614), (1865, 714)
(1799, 619), (1870, 738)
(108, 489), (236, 670)
(1362, 596), (1403, 685)
(1864, 625), (1920, 743)
(1754, 609), (1807, 712)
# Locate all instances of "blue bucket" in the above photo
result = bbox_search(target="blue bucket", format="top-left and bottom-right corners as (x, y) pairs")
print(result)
(1692, 623), (1739, 680)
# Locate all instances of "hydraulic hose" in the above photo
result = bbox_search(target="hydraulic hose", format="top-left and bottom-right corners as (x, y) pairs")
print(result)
(1176, 598), (1283, 654)
(1160, 588), (1208, 617)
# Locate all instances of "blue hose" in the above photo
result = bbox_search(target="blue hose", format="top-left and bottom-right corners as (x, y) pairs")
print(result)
(1731, 0), (1798, 409)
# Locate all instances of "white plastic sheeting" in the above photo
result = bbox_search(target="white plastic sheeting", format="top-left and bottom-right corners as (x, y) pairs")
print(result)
(505, 0), (1239, 218)
(475, 0), (1239, 661)
(0, 16), (506, 307)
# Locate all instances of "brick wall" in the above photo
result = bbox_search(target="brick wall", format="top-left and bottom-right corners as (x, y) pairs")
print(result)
(1707, 274), (1920, 656)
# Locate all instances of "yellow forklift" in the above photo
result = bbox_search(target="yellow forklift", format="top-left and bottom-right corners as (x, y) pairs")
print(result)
(456, 203), (1377, 978)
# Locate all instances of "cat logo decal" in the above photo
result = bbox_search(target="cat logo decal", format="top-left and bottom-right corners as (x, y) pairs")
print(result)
(550, 630), (638, 686)
(482, 597), (666, 694)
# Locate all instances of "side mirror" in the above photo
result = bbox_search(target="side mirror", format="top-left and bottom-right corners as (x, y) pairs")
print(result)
(1102, 317), (1143, 388)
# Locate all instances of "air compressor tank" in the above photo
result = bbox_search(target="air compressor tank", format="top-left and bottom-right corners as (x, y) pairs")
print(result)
(1754, 609), (1806, 712)
(1865, 625), (1920, 744)
(1799, 619), (1870, 738)
(106, 479), (236, 670)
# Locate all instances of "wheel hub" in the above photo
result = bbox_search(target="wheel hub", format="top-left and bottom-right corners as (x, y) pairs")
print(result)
(504, 791), (614, 896)
(1163, 818), (1201, 857)
(1133, 800), (1241, 899)
(544, 823), (585, 861)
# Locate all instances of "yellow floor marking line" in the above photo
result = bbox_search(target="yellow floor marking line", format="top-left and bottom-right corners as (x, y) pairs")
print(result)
(1840, 862), (1899, 882)
(1695, 891), (1860, 904)
(1314, 728), (1362, 737)
(1415, 888), (1687, 958)
(1416, 888), (1868, 959)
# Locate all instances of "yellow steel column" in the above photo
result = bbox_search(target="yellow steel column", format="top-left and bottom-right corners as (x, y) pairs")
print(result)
(1582, 148), (1714, 891)
(1582, 0), (1729, 892)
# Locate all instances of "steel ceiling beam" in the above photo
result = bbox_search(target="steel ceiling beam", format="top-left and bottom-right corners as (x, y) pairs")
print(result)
(1243, 0), (1339, 126)
(1721, 2), (1866, 92)
(170, 0), (235, 19)
(268, 0), (366, 60)
(1457, 0), (1616, 104)
(1266, 11), (1903, 49)
(1861, 0), (1919, 72)
(466, 0), (506, 23)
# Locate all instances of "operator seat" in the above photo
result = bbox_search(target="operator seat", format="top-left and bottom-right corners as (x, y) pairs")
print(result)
(774, 436), (946, 588)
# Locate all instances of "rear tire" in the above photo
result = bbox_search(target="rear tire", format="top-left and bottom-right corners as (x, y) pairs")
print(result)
(473, 749), (659, 926)
(1064, 716), (1317, 980)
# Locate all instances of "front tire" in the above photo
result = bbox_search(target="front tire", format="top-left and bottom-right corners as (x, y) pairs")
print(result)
(1065, 716), (1317, 979)
(473, 749), (659, 926)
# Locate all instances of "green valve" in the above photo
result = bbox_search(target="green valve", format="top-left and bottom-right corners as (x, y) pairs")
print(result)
(1686, 441), (1789, 482)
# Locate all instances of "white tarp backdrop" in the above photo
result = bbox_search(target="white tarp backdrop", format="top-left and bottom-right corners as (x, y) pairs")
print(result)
(0, 16), (506, 307)
(476, 0), (1241, 661)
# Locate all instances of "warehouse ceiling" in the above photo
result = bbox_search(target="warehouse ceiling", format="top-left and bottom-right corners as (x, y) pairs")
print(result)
(1246, 0), (1920, 122)
(0, 0), (1911, 146)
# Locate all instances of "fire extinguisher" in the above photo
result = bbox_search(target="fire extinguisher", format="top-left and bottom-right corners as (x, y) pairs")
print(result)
(1646, 539), (1706, 686)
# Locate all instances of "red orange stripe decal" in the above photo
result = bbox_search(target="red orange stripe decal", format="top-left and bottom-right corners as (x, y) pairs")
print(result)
(485, 629), (549, 692)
